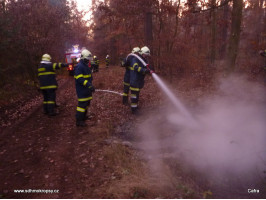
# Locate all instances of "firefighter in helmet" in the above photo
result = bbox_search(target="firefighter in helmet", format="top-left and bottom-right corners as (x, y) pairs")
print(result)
(259, 50), (266, 70)
(71, 57), (78, 74)
(93, 55), (99, 72)
(259, 50), (266, 57)
(38, 54), (68, 116)
(122, 47), (141, 105)
(74, 49), (95, 127)
(105, 55), (110, 68)
(91, 56), (96, 72)
(129, 46), (153, 114)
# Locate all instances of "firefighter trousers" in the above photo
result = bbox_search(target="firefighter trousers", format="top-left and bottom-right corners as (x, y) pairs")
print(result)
(122, 82), (130, 104)
(76, 100), (90, 122)
(130, 90), (140, 112)
(42, 89), (56, 114)
(95, 65), (99, 72)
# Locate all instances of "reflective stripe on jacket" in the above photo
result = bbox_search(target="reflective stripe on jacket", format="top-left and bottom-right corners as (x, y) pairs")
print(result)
(95, 59), (99, 65)
(38, 61), (65, 90)
(123, 54), (134, 85)
(129, 56), (148, 89)
(74, 59), (93, 100)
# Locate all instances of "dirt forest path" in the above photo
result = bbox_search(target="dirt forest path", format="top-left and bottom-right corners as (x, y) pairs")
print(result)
(0, 66), (205, 199)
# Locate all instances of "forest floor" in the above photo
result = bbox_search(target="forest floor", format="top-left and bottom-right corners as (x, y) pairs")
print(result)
(0, 65), (264, 199)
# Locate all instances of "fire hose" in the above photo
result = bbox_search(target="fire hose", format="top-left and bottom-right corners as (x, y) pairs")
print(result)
(95, 89), (123, 96)
(95, 65), (154, 96)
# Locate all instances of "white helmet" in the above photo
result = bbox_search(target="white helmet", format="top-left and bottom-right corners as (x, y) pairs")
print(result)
(81, 49), (92, 60)
(140, 46), (150, 56)
(42, 54), (51, 61)
(132, 47), (140, 53)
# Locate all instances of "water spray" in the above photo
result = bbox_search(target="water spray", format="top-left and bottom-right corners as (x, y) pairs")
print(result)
(148, 69), (196, 124)
(95, 89), (123, 96)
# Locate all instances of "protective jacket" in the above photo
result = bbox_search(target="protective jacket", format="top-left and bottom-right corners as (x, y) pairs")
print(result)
(95, 58), (99, 66)
(129, 55), (148, 91)
(260, 50), (266, 57)
(260, 50), (266, 70)
(74, 59), (93, 101)
(38, 61), (67, 90)
(106, 57), (110, 65)
(123, 54), (134, 86)
(92, 57), (99, 72)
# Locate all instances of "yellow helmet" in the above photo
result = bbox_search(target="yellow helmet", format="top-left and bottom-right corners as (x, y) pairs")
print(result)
(81, 49), (92, 60)
(140, 46), (150, 56)
(132, 47), (140, 53)
(42, 54), (51, 61)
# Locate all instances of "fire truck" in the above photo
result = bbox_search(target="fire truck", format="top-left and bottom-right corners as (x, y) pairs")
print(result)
(65, 45), (81, 76)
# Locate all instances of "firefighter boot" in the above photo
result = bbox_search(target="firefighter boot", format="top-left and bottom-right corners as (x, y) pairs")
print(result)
(122, 96), (128, 105)
(76, 120), (87, 127)
(48, 112), (57, 117)
(48, 106), (58, 117)
(76, 110), (87, 126)
(83, 110), (90, 121)
(43, 105), (48, 115)
(131, 107), (140, 115)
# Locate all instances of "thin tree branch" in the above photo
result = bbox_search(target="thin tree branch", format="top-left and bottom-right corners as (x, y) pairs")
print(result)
(193, 0), (232, 13)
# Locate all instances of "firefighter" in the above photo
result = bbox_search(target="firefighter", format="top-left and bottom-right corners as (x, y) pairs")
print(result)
(38, 54), (68, 116)
(105, 55), (110, 68)
(93, 55), (99, 72)
(120, 53), (126, 67)
(70, 57), (78, 75)
(122, 47), (141, 105)
(259, 50), (266, 70)
(74, 49), (95, 127)
(259, 50), (266, 57)
(129, 46), (153, 114)
(91, 56), (95, 72)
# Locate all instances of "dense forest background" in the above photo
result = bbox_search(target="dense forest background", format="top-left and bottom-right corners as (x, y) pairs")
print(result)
(0, 0), (265, 87)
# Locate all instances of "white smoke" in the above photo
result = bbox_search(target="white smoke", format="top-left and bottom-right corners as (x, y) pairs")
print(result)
(137, 75), (266, 195)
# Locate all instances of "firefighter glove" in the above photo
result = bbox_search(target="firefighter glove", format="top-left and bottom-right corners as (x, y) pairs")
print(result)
(90, 86), (95, 93)
(61, 63), (68, 68)
(145, 68), (151, 74)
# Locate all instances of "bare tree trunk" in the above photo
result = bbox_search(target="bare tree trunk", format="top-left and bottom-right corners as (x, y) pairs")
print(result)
(262, 0), (266, 46)
(110, 37), (116, 64)
(225, 0), (243, 73)
(145, 11), (153, 47)
(169, 0), (181, 52)
(220, 0), (229, 59)
(255, 0), (264, 48)
(144, 0), (154, 70)
(155, 1), (163, 71)
(210, 0), (217, 64)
